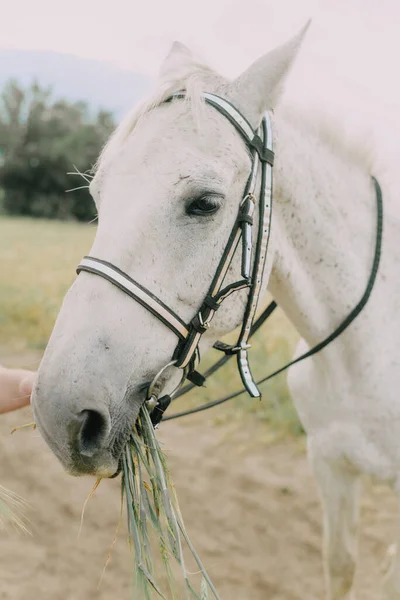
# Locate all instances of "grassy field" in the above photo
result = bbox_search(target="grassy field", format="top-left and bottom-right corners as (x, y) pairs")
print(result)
(0, 215), (302, 436)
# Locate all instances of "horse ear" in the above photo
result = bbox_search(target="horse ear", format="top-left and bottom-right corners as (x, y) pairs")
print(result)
(227, 21), (311, 127)
(159, 42), (195, 81)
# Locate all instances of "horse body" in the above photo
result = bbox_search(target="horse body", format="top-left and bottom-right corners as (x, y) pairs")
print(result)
(273, 108), (400, 477)
(271, 109), (399, 598)
(32, 25), (400, 599)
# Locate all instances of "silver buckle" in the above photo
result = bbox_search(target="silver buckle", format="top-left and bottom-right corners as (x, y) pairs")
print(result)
(198, 312), (210, 330)
(232, 342), (251, 352)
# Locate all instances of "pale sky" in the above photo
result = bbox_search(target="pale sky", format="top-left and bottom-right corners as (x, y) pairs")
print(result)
(1, 0), (399, 173)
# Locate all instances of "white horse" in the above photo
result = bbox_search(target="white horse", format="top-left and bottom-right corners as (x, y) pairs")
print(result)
(32, 24), (399, 600)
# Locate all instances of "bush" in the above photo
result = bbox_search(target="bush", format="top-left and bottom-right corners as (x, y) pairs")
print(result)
(0, 80), (115, 221)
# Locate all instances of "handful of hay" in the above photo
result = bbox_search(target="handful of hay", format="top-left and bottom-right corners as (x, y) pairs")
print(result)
(122, 406), (220, 600)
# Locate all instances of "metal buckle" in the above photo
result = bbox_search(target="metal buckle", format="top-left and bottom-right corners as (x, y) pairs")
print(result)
(213, 341), (251, 355)
(198, 312), (210, 330)
(233, 342), (251, 352)
(240, 192), (256, 207)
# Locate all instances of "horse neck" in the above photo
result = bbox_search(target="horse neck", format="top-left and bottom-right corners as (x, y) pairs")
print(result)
(268, 108), (377, 349)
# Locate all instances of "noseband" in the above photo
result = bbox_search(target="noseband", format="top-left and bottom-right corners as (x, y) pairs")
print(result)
(77, 92), (274, 419)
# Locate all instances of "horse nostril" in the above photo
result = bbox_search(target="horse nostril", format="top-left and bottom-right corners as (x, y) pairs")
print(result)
(77, 409), (109, 458)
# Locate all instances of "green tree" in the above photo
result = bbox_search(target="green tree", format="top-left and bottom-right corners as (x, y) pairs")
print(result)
(0, 80), (115, 220)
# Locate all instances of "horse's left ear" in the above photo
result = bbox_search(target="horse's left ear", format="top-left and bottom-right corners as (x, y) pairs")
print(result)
(226, 20), (311, 127)
(159, 41), (195, 81)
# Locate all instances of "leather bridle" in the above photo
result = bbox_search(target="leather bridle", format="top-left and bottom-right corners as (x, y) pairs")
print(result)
(77, 92), (383, 427)
(77, 92), (275, 418)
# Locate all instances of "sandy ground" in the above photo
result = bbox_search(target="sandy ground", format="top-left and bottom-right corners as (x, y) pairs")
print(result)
(0, 374), (398, 599)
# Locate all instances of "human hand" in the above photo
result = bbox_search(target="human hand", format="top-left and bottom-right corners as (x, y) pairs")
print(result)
(0, 366), (36, 414)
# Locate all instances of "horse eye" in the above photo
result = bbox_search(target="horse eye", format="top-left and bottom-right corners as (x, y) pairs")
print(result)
(186, 195), (221, 217)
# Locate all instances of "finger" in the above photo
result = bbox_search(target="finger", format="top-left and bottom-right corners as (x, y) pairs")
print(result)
(19, 373), (37, 400)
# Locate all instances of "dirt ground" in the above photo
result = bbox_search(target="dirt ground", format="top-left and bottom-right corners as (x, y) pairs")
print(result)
(0, 371), (398, 599)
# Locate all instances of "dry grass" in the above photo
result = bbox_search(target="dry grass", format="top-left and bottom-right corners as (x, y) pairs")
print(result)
(0, 215), (301, 436)
(0, 484), (30, 534)
(123, 406), (221, 599)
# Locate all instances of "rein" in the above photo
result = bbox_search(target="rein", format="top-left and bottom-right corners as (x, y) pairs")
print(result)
(76, 88), (383, 426)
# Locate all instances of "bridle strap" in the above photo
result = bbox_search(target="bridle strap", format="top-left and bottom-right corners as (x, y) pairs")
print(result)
(77, 256), (189, 340)
(235, 117), (273, 396)
(170, 93), (273, 387)
(201, 93), (274, 166)
(164, 176), (384, 421)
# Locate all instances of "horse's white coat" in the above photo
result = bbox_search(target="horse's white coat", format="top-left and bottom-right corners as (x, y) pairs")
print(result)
(32, 24), (399, 600)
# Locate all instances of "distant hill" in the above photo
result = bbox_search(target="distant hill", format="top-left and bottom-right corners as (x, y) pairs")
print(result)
(0, 49), (152, 119)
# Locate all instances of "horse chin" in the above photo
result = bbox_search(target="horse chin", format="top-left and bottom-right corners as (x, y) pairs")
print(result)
(63, 441), (120, 477)
(68, 458), (120, 479)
